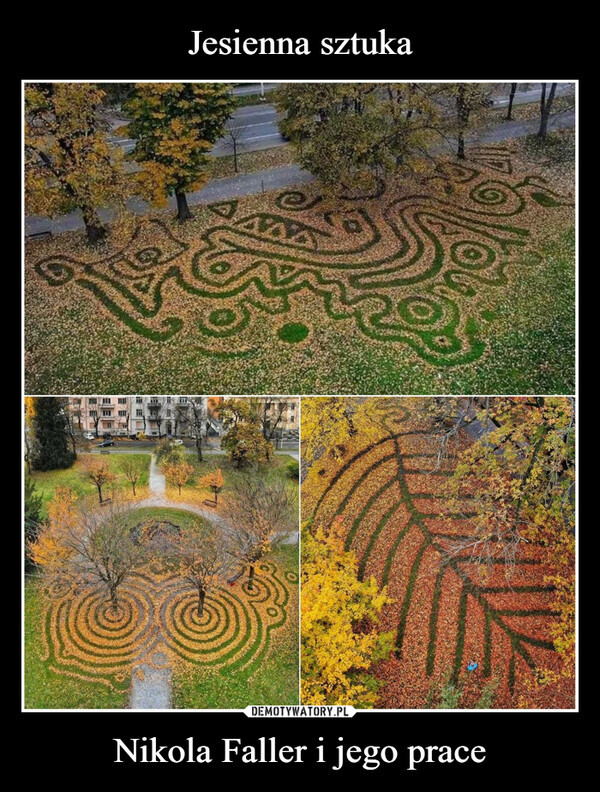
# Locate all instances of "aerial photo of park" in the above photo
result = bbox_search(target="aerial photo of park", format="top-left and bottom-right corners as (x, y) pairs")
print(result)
(24, 82), (575, 395)
(301, 397), (575, 709)
(24, 396), (299, 709)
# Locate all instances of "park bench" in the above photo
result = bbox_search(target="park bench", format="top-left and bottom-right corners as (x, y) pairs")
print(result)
(227, 570), (244, 586)
(100, 449), (111, 455)
(99, 498), (113, 507)
(203, 498), (217, 508)
(26, 230), (53, 240)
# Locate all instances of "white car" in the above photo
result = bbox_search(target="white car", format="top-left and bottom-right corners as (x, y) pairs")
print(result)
(172, 438), (184, 445)
(84, 432), (95, 441)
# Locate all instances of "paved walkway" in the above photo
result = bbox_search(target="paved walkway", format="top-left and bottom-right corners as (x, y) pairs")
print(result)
(25, 110), (574, 238)
(129, 655), (173, 709)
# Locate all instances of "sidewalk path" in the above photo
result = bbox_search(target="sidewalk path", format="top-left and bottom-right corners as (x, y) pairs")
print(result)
(25, 111), (574, 238)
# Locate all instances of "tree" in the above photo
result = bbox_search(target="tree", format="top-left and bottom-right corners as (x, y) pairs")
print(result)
(221, 422), (272, 468)
(538, 82), (558, 139)
(122, 83), (236, 222)
(30, 495), (148, 612)
(187, 398), (207, 462)
(25, 83), (125, 244)
(82, 457), (116, 504)
(170, 523), (231, 616)
(222, 119), (247, 173)
(24, 473), (43, 567)
(506, 83), (518, 121)
(223, 476), (296, 589)
(301, 517), (394, 706)
(31, 397), (77, 471)
(444, 397), (575, 573)
(301, 397), (400, 467)
(199, 468), (224, 505)
(219, 398), (273, 467)
(450, 83), (491, 160)
(165, 459), (194, 495)
(155, 438), (186, 467)
(276, 83), (440, 191)
(120, 456), (145, 496)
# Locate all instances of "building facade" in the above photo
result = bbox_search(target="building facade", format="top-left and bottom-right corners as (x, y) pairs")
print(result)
(66, 397), (220, 438)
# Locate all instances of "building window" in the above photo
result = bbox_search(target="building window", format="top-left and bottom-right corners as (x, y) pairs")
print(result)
(118, 398), (126, 404)
(136, 397), (142, 403)
(290, 403), (295, 410)
(102, 409), (112, 417)
(290, 416), (295, 423)
(89, 410), (97, 417)
(89, 398), (97, 404)
(118, 410), (127, 417)
(136, 409), (143, 417)
(102, 398), (111, 404)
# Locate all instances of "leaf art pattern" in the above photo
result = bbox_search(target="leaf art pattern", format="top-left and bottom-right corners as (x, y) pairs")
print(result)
(307, 404), (573, 708)
(30, 146), (572, 370)
(41, 559), (297, 692)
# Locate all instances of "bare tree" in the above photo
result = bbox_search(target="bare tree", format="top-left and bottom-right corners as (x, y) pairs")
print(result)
(222, 475), (296, 589)
(31, 498), (149, 612)
(187, 398), (207, 462)
(538, 82), (558, 139)
(90, 408), (101, 438)
(120, 456), (145, 496)
(222, 120), (248, 173)
(147, 400), (165, 438)
(170, 523), (232, 615)
(506, 83), (517, 121)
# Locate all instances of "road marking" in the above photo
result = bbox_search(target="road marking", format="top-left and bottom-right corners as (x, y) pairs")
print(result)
(242, 133), (282, 142)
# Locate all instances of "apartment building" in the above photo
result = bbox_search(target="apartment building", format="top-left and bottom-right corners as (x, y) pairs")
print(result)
(66, 396), (220, 438)
(261, 397), (299, 434)
(67, 396), (131, 436)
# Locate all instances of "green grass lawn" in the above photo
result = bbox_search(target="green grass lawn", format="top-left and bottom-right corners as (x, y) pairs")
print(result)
(30, 453), (151, 515)
(168, 452), (299, 504)
(25, 146), (574, 395)
(24, 576), (128, 709)
(171, 544), (299, 708)
(331, 227), (575, 395)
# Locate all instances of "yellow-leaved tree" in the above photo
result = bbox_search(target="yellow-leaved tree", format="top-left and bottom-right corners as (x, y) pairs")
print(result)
(25, 83), (125, 244)
(301, 517), (394, 707)
(122, 83), (236, 222)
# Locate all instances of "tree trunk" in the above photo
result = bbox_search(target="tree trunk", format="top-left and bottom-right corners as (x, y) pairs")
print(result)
(176, 190), (192, 223)
(538, 82), (557, 139)
(213, 488), (218, 506)
(178, 483), (182, 495)
(197, 588), (206, 617)
(456, 85), (468, 160)
(248, 564), (255, 590)
(196, 436), (203, 462)
(109, 586), (119, 611)
(506, 83), (517, 120)
(132, 481), (137, 496)
(97, 483), (103, 504)
(233, 141), (238, 173)
(82, 206), (107, 245)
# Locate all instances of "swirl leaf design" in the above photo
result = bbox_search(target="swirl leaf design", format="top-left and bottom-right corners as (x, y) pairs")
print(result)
(40, 561), (295, 691)
(30, 148), (573, 370)
(307, 406), (570, 708)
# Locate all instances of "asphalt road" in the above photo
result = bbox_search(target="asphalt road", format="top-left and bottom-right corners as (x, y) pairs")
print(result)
(25, 107), (574, 238)
(108, 102), (285, 157)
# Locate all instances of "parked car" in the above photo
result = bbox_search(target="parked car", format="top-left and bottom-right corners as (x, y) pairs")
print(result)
(97, 439), (115, 447)
(172, 438), (184, 446)
(83, 432), (95, 441)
